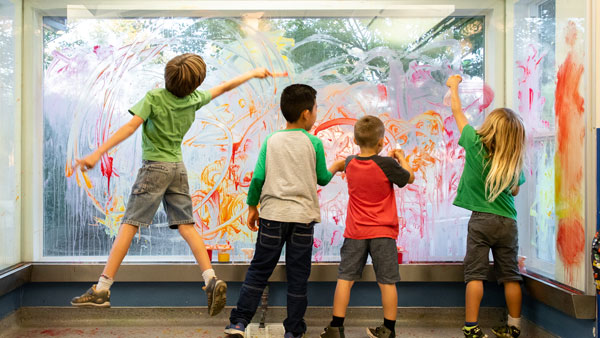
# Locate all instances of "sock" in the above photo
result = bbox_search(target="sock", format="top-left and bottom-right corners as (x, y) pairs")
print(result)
(464, 321), (478, 329)
(383, 318), (396, 332)
(96, 275), (113, 292)
(330, 315), (345, 327)
(202, 269), (216, 286)
(507, 314), (521, 329)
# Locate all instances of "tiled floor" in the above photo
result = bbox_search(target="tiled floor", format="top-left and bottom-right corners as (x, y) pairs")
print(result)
(0, 307), (556, 338)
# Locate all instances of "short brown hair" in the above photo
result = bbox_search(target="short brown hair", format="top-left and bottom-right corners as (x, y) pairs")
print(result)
(354, 115), (385, 147)
(164, 53), (206, 98)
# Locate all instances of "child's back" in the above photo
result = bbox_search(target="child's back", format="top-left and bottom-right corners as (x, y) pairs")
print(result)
(132, 88), (211, 162)
(227, 84), (345, 338)
(253, 128), (332, 224)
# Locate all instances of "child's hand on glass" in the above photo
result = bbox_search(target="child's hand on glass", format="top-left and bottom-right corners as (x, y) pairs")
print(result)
(446, 74), (462, 88)
(251, 68), (272, 79)
(389, 149), (406, 161)
(329, 159), (346, 174)
(75, 152), (101, 172)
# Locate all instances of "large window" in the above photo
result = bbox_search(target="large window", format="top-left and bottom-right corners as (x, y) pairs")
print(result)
(512, 0), (589, 291)
(0, 0), (21, 270)
(42, 13), (487, 262)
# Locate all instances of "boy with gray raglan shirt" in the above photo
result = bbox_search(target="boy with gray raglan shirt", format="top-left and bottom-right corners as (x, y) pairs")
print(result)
(225, 84), (345, 338)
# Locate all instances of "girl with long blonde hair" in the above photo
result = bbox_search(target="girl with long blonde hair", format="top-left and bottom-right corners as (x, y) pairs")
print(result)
(447, 75), (526, 338)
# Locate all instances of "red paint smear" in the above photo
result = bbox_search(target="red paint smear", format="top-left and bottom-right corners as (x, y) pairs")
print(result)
(313, 118), (357, 135)
(478, 83), (494, 112)
(377, 83), (388, 101)
(100, 155), (118, 191)
(556, 217), (585, 265)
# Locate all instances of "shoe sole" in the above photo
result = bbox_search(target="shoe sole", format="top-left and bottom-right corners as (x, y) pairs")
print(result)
(223, 328), (244, 337)
(491, 329), (507, 338)
(365, 327), (377, 338)
(70, 301), (110, 308)
(209, 280), (227, 316)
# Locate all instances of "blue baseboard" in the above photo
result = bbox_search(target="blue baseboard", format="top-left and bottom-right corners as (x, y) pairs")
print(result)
(0, 287), (21, 320)
(18, 281), (505, 307)
(0, 281), (594, 337)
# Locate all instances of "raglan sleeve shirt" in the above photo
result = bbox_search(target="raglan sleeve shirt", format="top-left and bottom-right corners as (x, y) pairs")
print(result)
(246, 138), (268, 206)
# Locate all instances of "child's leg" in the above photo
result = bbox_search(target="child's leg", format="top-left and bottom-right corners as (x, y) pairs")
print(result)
(332, 279), (354, 318)
(369, 238), (401, 336)
(178, 223), (212, 272)
(378, 283), (398, 321)
(504, 281), (522, 318)
(101, 223), (139, 278)
(465, 280), (484, 323)
(283, 222), (315, 336)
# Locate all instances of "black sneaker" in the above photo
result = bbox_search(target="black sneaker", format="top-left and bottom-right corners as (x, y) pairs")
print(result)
(70, 285), (110, 308)
(320, 325), (345, 338)
(463, 325), (488, 338)
(203, 277), (227, 316)
(366, 325), (394, 338)
(492, 325), (520, 338)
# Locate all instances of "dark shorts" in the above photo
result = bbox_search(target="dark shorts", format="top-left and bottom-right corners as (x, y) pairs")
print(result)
(338, 237), (400, 284)
(464, 211), (522, 284)
(122, 161), (194, 229)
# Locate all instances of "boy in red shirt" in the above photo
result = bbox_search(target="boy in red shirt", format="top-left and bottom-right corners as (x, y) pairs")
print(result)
(320, 115), (414, 338)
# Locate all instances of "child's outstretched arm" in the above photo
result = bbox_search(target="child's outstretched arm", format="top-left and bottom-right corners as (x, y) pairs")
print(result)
(328, 159), (346, 175)
(209, 68), (272, 100)
(446, 75), (468, 133)
(391, 149), (415, 184)
(75, 116), (144, 172)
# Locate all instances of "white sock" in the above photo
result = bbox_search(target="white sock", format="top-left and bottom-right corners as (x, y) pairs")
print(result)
(508, 314), (521, 329)
(202, 269), (216, 286)
(96, 275), (113, 292)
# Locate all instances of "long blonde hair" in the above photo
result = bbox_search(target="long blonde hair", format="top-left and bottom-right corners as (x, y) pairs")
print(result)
(477, 108), (526, 202)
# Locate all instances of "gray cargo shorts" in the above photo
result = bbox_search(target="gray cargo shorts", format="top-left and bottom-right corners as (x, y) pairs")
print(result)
(464, 211), (522, 284)
(338, 237), (400, 284)
(122, 160), (195, 229)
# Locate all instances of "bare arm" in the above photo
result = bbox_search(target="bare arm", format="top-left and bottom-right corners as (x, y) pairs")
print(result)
(390, 149), (415, 184)
(328, 159), (346, 175)
(446, 75), (468, 133)
(76, 115), (144, 171)
(209, 68), (272, 100)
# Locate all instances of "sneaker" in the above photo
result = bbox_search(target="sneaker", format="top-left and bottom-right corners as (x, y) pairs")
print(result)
(70, 285), (110, 308)
(203, 277), (227, 316)
(463, 325), (488, 338)
(284, 333), (304, 338)
(320, 325), (345, 338)
(492, 325), (520, 338)
(224, 322), (245, 337)
(366, 325), (394, 338)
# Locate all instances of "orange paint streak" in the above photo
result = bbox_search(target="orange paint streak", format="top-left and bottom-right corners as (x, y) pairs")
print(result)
(554, 21), (585, 273)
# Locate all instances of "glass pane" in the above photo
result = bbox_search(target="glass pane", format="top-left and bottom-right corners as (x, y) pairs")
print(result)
(513, 0), (587, 291)
(0, 0), (21, 270)
(42, 14), (488, 262)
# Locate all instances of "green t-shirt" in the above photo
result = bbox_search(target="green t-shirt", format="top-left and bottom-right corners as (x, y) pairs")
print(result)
(129, 88), (212, 162)
(453, 124), (525, 220)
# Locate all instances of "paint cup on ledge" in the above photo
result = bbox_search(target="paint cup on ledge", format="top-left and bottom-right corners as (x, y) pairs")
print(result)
(397, 246), (405, 264)
(207, 249), (213, 261)
(518, 255), (527, 273)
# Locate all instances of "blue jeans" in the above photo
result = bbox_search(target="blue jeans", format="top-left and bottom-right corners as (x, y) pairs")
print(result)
(230, 218), (314, 335)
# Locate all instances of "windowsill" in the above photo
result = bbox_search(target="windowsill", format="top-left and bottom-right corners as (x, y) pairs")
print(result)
(0, 262), (594, 319)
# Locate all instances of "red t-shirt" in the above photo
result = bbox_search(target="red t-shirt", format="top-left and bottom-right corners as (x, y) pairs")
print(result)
(344, 155), (410, 239)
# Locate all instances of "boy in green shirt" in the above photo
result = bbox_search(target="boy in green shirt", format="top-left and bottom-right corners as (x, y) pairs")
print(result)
(71, 53), (271, 317)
